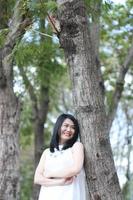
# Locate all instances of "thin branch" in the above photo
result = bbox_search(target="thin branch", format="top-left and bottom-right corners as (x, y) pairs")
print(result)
(124, 106), (132, 181)
(38, 85), (49, 123)
(19, 66), (38, 114)
(90, 0), (102, 56)
(107, 43), (133, 131)
(47, 13), (61, 36)
(32, 29), (55, 39)
(89, 0), (105, 96)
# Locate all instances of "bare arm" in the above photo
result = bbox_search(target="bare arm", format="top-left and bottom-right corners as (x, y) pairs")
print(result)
(35, 176), (68, 187)
(45, 142), (84, 178)
(34, 149), (71, 186)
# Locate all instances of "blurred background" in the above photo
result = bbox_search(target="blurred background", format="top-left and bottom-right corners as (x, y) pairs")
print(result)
(0, 0), (132, 199)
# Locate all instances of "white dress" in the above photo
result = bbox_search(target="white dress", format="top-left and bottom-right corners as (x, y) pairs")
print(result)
(38, 146), (86, 200)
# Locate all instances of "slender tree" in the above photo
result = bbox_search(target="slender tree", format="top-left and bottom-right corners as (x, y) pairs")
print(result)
(15, 12), (66, 198)
(0, 0), (32, 199)
(55, 0), (133, 199)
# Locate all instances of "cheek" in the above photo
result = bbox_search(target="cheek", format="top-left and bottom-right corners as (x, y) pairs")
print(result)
(60, 127), (66, 136)
(61, 127), (65, 132)
(58, 129), (62, 136)
(71, 130), (75, 136)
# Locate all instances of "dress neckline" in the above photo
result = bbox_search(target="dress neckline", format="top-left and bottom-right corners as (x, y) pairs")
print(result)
(59, 144), (63, 150)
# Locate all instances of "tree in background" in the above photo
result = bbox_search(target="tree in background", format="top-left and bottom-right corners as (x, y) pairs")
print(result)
(0, 0), (132, 199)
(17, 0), (132, 199)
(100, 1), (133, 198)
(15, 2), (67, 198)
(111, 100), (133, 200)
(0, 0), (32, 199)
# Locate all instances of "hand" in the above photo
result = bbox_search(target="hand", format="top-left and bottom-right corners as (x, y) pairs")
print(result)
(64, 177), (74, 185)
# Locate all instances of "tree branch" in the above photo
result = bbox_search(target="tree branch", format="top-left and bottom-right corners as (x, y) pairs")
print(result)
(19, 66), (38, 116)
(107, 43), (133, 131)
(2, 0), (32, 79)
(38, 85), (49, 123)
(89, 0), (105, 96)
(5, 0), (31, 49)
(89, 0), (102, 56)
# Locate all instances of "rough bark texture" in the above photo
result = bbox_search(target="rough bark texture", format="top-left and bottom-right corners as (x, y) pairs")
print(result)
(0, 0), (32, 199)
(57, 0), (123, 199)
(0, 43), (21, 200)
(0, 87), (21, 200)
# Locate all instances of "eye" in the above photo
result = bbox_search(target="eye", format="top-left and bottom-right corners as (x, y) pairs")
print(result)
(71, 125), (75, 129)
(63, 124), (68, 127)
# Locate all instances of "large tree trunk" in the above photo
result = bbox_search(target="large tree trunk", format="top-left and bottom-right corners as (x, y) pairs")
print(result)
(0, 42), (21, 200)
(57, 0), (123, 199)
(0, 0), (32, 199)
(0, 87), (20, 200)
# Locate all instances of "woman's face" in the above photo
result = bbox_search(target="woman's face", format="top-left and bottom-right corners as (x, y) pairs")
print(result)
(59, 118), (75, 144)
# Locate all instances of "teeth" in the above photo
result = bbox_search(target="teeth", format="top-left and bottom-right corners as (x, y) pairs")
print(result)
(64, 133), (70, 136)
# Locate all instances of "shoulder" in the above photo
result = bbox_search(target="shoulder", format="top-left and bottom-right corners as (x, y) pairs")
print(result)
(72, 141), (84, 150)
(41, 148), (50, 158)
(37, 148), (50, 166)
(71, 142), (84, 158)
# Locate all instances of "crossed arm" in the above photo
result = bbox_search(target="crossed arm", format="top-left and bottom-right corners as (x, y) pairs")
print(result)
(34, 142), (84, 186)
(34, 149), (72, 186)
(45, 142), (84, 178)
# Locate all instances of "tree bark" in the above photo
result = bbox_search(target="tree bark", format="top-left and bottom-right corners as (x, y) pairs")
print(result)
(0, 0), (32, 199)
(0, 87), (21, 200)
(57, 0), (123, 199)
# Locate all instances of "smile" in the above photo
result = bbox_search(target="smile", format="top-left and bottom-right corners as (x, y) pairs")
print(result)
(64, 133), (72, 137)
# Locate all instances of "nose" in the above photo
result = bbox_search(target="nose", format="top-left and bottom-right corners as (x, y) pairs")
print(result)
(66, 126), (71, 132)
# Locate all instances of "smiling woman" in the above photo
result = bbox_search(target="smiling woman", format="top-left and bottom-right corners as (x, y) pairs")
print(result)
(59, 118), (76, 144)
(34, 113), (86, 200)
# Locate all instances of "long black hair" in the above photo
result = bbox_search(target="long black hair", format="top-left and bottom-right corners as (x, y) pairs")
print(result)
(50, 113), (80, 152)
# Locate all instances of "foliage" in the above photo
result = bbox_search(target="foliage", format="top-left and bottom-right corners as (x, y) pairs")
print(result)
(20, 156), (34, 200)
(28, 0), (57, 20)
(14, 13), (67, 118)
(0, 0), (132, 199)
(122, 175), (133, 200)
(100, 0), (133, 112)
(0, 0), (16, 29)
(13, 3), (68, 198)
(0, 0), (15, 47)
(19, 95), (34, 148)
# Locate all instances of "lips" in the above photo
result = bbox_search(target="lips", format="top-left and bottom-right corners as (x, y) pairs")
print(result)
(64, 132), (71, 137)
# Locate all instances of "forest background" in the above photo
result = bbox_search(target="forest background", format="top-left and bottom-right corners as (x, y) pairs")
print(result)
(0, 0), (132, 200)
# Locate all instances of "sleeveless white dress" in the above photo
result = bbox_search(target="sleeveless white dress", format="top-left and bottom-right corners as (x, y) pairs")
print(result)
(38, 146), (86, 200)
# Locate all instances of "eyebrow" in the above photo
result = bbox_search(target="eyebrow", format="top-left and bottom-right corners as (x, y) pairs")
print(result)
(63, 123), (75, 127)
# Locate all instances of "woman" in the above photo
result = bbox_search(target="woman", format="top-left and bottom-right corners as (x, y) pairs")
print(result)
(34, 113), (86, 200)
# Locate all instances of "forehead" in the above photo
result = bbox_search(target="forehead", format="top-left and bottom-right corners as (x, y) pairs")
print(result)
(62, 118), (74, 126)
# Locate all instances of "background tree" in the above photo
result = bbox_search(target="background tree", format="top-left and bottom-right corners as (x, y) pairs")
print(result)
(0, 0), (132, 199)
(0, 0), (32, 199)
(100, 2), (133, 197)
(111, 100), (133, 200)
(15, 2), (67, 198)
